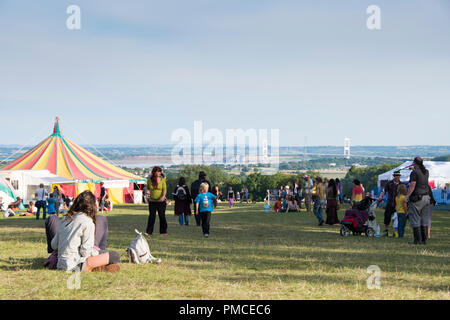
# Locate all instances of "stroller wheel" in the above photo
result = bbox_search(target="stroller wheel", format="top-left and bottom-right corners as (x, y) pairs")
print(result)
(340, 225), (350, 237)
(366, 228), (375, 237)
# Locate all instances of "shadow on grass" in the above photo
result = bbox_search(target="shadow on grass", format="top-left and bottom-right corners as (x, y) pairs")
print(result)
(0, 257), (47, 271)
(1, 206), (449, 289)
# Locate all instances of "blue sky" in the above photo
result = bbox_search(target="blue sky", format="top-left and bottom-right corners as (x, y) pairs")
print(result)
(0, 0), (449, 146)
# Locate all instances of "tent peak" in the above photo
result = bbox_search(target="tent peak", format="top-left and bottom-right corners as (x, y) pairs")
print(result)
(53, 117), (61, 136)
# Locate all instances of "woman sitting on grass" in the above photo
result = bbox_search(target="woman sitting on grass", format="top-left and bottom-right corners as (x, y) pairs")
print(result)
(3, 197), (22, 217)
(51, 191), (120, 272)
(19, 201), (37, 216)
(287, 196), (299, 212)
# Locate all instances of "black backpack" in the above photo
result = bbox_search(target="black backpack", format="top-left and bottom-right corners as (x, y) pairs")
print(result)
(174, 186), (187, 201)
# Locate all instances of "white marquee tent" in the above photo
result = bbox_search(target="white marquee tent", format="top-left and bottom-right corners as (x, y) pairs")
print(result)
(378, 161), (450, 189)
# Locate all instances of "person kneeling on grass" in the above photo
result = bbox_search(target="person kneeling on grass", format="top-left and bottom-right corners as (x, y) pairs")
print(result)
(50, 191), (120, 272)
(273, 197), (282, 213)
(194, 183), (216, 238)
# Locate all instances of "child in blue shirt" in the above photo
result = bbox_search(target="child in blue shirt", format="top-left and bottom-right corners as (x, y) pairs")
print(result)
(47, 194), (56, 215)
(194, 183), (216, 238)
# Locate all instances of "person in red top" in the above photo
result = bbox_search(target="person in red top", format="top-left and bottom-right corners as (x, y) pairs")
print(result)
(273, 197), (282, 213)
(351, 180), (364, 208)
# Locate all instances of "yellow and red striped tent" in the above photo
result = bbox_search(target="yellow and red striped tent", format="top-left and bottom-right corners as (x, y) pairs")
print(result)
(1, 118), (145, 203)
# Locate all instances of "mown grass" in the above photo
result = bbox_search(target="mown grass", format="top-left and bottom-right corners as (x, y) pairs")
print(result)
(0, 203), (449, 300)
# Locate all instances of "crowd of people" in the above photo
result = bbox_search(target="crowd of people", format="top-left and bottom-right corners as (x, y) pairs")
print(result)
(0, 156), (439, 276)
(269, 176), (343, 226)
(143, 168), (219, 238)
(2, 182), (115, 219)
(376, 157), (436, 243)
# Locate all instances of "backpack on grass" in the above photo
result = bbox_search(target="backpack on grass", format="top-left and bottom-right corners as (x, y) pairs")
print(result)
(127, 229), (161, 264)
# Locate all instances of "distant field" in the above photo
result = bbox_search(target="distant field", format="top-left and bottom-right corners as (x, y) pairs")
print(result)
(0, 203), (449, 300)
(280, 169), (348, 179)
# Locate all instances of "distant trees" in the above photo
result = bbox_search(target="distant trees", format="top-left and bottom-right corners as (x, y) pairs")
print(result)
(340, 163), (401, 196)
(433, 155), (450, 162)
(278, 157), (405, 171)
(138, 163), (403, 202)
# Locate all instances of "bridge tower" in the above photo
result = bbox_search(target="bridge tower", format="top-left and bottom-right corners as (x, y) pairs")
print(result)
(344, 138), (351, 159)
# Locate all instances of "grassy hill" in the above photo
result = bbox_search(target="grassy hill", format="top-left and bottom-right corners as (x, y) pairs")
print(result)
(0, 203), (449, 299)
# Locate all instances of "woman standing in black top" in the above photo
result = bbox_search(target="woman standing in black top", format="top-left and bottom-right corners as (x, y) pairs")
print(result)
(173, 177), (191, 226)
(405, 157), (431, 245)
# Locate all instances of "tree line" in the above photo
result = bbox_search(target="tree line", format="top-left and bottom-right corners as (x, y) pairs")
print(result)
(161, 163), (400, 201)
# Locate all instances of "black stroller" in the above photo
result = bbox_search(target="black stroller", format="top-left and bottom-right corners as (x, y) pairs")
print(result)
(340, 197), (379, 237)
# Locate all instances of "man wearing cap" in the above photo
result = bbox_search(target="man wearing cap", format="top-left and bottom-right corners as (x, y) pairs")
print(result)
(303, 175), (313, 215)
(378, 170), (404, 237)
(190, 171), (211, 227)
(405, 157), (431, 245)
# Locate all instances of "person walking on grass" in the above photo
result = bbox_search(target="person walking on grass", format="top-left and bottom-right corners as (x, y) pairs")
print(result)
(50, 191), (120, 272)
(173, 177), (192, 226)
(227, 186), (235, 208)
(293, 178), (303, 210)
(194, 183), (216, 238)
(350, 179), (364, 208)
(190, 172), (211, 227)
(35, 183), (48, 220)
(395, 184), (408, 238)
(336, 178), (343, 204)
(304, 175), (313, 215)
(145, 166), (168, 236)
(47, 194), (56, 216)
(325, 179), (340, 225)
(377, 170), (404, 237)
(99, 182), (107, 213)
(312, 177), (325, 226)
(51, 186), (62, 215)
(212, 185), (221, 208)
(426, 185), (436, 239)
(241, 186), (249, 203)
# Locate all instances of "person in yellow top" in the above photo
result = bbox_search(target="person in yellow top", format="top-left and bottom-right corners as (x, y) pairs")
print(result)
(145, 166), (168, 236)
(313, 177), (325, 226)
(396, 184), (408, 238)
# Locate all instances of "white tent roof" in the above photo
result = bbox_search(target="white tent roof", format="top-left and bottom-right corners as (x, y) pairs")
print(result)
(378, 161), (450, 188)
(1, 170), (74, 186)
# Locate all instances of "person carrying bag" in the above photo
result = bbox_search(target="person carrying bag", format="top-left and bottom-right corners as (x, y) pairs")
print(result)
(35, 183), (48, 220)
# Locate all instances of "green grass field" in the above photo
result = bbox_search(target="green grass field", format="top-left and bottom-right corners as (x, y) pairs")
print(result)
(1, 203), (449, 300)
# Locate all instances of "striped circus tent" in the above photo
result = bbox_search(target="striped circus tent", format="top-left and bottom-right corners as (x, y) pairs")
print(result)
(1, 118), (145, 204)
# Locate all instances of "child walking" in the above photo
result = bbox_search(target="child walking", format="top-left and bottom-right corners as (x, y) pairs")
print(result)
(194, 183), (216, 238)
(47, 194), (56, 216)
(391, 212), (399, 238)
(396, 184), (408, 238)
